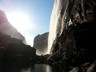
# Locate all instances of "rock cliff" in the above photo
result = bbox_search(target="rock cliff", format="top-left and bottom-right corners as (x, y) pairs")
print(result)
(0, 10), (37, 69)
(48, 0), (96, 72)
(33, 32), (49, 55)
(0, 10), (25, 42)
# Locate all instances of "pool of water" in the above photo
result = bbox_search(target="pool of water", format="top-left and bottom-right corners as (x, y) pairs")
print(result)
(21, 64), (52, 72)
(0, 63), (65, 72)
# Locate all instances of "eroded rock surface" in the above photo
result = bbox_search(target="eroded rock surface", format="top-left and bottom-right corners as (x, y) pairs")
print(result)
(48, 0), (96, 72)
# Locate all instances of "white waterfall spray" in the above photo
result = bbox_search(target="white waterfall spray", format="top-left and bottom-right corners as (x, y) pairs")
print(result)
(47, 0), (61, 54)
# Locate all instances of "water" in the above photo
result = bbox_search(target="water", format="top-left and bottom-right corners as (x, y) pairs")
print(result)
(21, 64), (52, 72)
(47, 0), (61, 54)
(0, 63), (64, 72)
(20, 64), (64, 72)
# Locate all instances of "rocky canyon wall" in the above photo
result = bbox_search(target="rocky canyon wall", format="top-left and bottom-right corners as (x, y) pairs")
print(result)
(33, 32), (49, 55)
(48, 0), (96, 71)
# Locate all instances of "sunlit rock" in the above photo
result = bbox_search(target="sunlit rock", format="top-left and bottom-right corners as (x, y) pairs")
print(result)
(33, 32), (49, 55)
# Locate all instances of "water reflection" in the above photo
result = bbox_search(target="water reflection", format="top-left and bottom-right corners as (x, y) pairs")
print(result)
(0, 62), (64, 72)
(20, 64), (52, 72)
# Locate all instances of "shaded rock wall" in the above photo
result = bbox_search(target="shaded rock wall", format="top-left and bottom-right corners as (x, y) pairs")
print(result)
(48, 0), (96, 71)
(0, 33), (37, 66)
(33, 32), (49, 55)
(0, 41), (36, 68)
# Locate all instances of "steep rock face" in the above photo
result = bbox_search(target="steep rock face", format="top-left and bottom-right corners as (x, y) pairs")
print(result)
(0, 33), (22, 47)
(33, 32), (49, 54)
(0, 10), (25, 42)
(0, 33), (37, 68)
(48, 0), (96, 71)
(0, 34), (37, 69)
(0, 10), (40, 70)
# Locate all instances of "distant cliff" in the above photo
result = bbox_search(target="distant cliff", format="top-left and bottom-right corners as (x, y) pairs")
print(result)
(0, 10), (25, 42)
(48, 0), (96, 72)
(33, 32), (49, 55)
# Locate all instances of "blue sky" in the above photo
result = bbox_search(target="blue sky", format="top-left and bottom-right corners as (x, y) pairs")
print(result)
(0, 0), (54, 46)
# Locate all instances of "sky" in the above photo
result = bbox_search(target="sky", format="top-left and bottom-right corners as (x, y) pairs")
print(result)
(0, 0), (54, 46)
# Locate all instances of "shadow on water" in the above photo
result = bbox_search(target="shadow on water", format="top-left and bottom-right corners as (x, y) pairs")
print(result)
(0, 61), (65, 72)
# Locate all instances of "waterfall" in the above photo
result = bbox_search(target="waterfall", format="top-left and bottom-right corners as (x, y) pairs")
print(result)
(47, 0), (61, 54)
